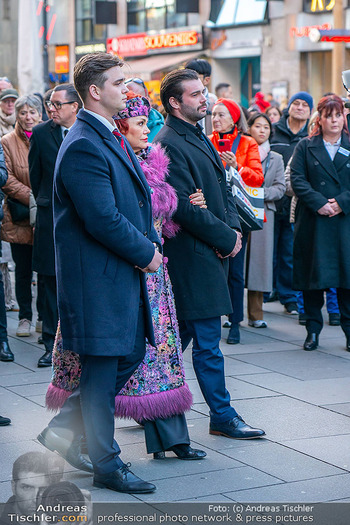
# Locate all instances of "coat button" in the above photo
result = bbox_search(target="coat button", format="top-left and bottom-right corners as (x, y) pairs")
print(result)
(218, 177), (222, 183)
(320, 182), (325, 186)
(139, 201), (144, 207)
(224, 207), (227, 213)
(314, 161), (319, 165)
(347, 163), (350, 168)
(143, 232), (148, 237)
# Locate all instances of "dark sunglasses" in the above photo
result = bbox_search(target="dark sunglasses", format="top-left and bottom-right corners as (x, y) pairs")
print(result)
(47, 101), (76, 110)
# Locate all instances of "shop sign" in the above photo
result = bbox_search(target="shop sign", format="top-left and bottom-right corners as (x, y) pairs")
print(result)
(290, 23), (332, 37)
(75, 43), (106, 55)
(303, 0), (335, 12)
(107, 26), (203, 57)
(211, 30), (227, 51)
(55, 45), (69, 74)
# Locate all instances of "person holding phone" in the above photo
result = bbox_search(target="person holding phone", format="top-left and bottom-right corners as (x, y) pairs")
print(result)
(210, 99), (264, 344)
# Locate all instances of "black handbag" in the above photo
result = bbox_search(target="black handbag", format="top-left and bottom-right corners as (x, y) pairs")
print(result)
(7, 197), (30, 223)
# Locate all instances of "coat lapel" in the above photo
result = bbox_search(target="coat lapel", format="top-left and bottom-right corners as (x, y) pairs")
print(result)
(50, 121), (63, 148)
(308, 134), (340, 183)
(333, 131), (350, 174)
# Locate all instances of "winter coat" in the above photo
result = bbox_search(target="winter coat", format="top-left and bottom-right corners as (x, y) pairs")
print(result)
(1, 124), (33, 245)
(0, 109), (15, 138)
(291, 131), (350, 290)
(154, 114), (240, 320)
(270, 113), (309, 215)
(210, 128), (264, 187)
(246, 151), (285, 291)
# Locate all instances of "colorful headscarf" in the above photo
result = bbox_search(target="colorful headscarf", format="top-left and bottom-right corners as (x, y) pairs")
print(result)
(115, 92), (151, 120)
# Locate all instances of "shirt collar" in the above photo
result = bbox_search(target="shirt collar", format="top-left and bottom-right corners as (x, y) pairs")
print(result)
(323, 136), (341, 147)
(84, 108), (116, 133)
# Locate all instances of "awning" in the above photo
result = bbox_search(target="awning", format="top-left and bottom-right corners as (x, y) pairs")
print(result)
(124, 50), (207, 81)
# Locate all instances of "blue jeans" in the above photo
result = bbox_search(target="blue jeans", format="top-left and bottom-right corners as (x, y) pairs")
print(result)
(273, 214), (297, 305)
(179, 317), (238, 424)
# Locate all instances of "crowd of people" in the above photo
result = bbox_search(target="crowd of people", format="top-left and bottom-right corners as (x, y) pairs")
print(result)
(0, 55), (350, 498)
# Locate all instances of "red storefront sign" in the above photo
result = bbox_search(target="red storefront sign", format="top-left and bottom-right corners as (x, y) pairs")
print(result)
(107, 28), (201, 58)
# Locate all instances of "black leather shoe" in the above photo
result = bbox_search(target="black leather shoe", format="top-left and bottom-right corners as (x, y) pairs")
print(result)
(0, 342), (14, 362)
(37, 350), (52, 368)
(227, 323), (240, 344)
(93, 463), (156, 493)
(0, 415), (11, 426)
(169, 444), (207, 460)
(37, 427), (93, 473)
(209, 416), (265, 439)
(329, 313), (341, 326)
(303, 333), (319, 351)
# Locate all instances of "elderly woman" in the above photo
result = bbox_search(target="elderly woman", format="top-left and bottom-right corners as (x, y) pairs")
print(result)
(1, 95), (41, 339)
(210, 98), (264, 344)
(291, 94), (350, 351)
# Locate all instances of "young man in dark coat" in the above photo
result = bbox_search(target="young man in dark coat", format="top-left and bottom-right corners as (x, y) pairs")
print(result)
(270, 91), (312, 315)
(154, 68), (265, 440)
(29, 84), (81, 368)
(37, 52), (162, 494)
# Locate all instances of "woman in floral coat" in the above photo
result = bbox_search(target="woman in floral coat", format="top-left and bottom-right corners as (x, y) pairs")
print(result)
(46, 93), (206, 461)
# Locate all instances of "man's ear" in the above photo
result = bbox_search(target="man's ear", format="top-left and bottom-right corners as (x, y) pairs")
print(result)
(169, 96), (180, 110)
(89, 84), (100, 101)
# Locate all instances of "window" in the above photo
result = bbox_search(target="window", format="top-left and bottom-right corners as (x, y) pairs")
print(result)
(75, 0), (107, 44)
(127, 0), (195, 33)
(209, 0), (268, 27)
(3, 0), (10, 20)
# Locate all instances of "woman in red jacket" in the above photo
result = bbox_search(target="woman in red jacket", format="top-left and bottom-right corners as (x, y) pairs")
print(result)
(210, 99), (264, 344)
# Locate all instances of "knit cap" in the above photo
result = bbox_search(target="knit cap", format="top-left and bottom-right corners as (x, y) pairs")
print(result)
(288, 91), (313, 112)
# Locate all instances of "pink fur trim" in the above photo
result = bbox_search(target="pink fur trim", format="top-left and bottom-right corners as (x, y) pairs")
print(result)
(45, 384), (71, 412)
(114, 384), (193, 421)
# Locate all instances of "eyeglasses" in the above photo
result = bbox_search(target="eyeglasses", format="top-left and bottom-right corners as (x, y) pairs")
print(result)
(125, 78), (146, 89)
(0, 77), (10, 82)
(47, 101), (76, 110)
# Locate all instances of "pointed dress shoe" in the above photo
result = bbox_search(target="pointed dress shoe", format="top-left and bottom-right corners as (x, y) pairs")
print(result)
(153, 444), (206, 460)
(0, 415), (11, 426)
(93, 463), (156, 493)
(209, 416), (265, 439)
(0, 341), (14, 362)
(37, 350), (52, 368)
(346, 337), (350, 352)
(303, 333), (319, 351)
(37, 427), (93, 473)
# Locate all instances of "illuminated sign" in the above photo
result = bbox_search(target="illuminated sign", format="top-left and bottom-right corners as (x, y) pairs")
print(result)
(75, 43), (106, 55)
(211, 30), (227, 51)
(304, 0), (335, 12)
(290, 23), (332, 37)
(55, 45), (69, 74)
(107, 27), (202, 57)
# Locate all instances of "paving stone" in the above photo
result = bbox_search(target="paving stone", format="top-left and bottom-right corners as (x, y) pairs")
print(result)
(281, 435), (350, 471)
(224, 473), (350, 502)
(321, 403), (350, 417)
(222, 441), (343, 482)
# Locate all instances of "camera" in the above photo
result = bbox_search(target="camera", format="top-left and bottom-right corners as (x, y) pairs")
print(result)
(342, 69), (350, 93)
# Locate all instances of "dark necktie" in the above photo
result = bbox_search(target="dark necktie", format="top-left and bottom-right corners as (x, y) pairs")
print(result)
(112, 129), (133, 165)
(63, 129), (69, 138)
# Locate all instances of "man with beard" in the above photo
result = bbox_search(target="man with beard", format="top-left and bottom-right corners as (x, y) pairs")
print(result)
(154, 69), (265, 440)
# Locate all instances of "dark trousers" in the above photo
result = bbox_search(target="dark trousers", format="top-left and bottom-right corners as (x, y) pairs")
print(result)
(273, 214), (297, 305)
(0, 268), (8, 342)
(36, 274), (45, 321)
(49, 305), (146, 474)
(10, 243), (33, 321)
(144, 413), (190, 454)
(41, 275), (58, 353)
(179, 316), (238, 424)
(303, 288), (350, 336)
(228, 232), (248, 324)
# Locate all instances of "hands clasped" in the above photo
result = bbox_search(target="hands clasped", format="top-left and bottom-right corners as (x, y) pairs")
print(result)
(317, 198), (342, 217)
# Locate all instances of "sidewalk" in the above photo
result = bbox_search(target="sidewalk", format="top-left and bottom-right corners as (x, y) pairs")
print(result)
(1, 300), (350, 504)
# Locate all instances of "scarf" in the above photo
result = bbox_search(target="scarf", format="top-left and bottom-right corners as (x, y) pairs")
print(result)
(258, 140), (270, 163)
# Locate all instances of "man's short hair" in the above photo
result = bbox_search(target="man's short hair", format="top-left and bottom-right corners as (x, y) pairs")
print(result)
(52, 83), (82, 109)
(12, 452), (64, 483)
(160, 68), (199, 115)
(73, 52), (124, 103)
(185, 58), (211, 78)
(215, 82), (231, 97)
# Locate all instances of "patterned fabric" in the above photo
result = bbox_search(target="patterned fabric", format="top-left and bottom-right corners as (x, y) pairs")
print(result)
(46, 144), (191, 420)
(115, 96), (151, 120)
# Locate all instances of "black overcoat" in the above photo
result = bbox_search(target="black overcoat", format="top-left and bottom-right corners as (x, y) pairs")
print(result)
(53, 109), (159, 356)
(291, 131), (350, 290)
(29, 120), (63, 276)
(154, 115), (240, 320)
